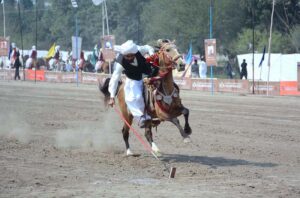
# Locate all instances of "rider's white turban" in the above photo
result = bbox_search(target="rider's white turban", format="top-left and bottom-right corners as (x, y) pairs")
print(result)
(32, 45), (36, 50)
(11, 43), (16, 48)
(55, 45), (60, 52)
(120, 40), (138, 55)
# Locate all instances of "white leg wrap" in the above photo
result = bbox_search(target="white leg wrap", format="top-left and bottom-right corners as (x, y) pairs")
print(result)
(126, 148), (134, 156)
(183, 136), (191, 143)
(151, 142), (160, 153)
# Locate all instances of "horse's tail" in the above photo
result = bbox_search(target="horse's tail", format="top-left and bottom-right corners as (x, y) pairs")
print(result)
(98, 77), (111, 106)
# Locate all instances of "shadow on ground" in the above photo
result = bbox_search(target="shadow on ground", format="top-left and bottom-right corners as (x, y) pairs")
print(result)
(161, 154), (278, 169)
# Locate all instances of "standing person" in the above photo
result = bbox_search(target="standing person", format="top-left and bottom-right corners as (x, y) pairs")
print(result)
(240, 59), (248, 79)
(191, 59), (200, 78)
(10, 43), (21, 80)
(108, 40), (158, 128)
(199, 56), (207, 78)
(226, 61), (233, 79)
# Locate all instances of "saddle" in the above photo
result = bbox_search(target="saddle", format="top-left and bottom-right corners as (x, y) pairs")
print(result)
(143, 80), (182, 123)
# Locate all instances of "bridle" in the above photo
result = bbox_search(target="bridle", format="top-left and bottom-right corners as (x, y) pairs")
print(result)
(158, 43), (182, 70)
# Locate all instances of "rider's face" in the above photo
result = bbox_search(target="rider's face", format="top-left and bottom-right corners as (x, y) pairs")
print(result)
(123, 53), (135, 62)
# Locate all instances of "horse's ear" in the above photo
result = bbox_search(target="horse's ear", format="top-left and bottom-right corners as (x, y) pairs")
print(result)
(171, 40), (176, 44)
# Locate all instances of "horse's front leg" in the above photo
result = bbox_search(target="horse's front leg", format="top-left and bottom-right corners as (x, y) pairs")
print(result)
(144, 120), (161, 155)
(182, 107), (192, 135)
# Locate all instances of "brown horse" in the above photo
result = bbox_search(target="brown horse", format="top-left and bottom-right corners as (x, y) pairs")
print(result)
(99, 42), (191, 156)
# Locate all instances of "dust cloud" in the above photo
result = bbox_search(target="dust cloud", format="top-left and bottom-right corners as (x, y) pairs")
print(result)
(0, 112), (31, 143)
(55, 109), (124, 152)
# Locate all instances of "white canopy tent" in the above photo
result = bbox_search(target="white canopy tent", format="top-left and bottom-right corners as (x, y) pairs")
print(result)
(237, 53), (300, 82)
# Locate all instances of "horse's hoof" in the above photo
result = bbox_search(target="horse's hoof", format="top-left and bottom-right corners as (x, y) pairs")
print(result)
(151, 142), (162, 157)
(126, 149), (134, 156)
(152, 150), (162, 157)
(183, 136), (191, 143)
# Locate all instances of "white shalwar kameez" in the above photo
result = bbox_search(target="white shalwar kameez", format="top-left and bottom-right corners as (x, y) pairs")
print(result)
(108, 58), (150, 124)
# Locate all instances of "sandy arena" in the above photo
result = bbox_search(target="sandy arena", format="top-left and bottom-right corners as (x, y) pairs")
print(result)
(0, 81), (300, 197)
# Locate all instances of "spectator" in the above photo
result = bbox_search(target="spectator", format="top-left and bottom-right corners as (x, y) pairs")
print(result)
(240, 59), (248, 79)
(199, 56), (207, 78)
(226, 61), (233, 79)
(191, 59), (200, 78)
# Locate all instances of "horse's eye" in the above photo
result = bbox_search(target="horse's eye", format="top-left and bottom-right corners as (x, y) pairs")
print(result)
(166, 49), (170, 52)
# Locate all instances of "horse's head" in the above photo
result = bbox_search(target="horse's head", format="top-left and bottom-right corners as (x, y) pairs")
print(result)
(158, 42), (185, 72)
(159, 41), (185, 72)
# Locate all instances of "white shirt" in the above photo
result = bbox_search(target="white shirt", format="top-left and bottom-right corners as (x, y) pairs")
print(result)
(199, 60), (207, 78)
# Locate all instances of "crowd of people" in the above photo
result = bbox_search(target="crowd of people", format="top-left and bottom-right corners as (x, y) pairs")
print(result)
(2, 41), (249, 80)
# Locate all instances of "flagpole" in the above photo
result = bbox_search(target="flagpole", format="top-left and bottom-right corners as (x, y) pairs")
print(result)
(35, 1), (37, 83)
(104, 0), (109, 35)
(252, 0), (255, 94)
(210, 0), (214, 95)
(267, 0), (275, 96)
(2, 0), (5, 38)
(17, 0), (25, 81)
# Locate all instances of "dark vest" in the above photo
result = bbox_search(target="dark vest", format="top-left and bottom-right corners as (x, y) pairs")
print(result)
(116, 51), (152, 81)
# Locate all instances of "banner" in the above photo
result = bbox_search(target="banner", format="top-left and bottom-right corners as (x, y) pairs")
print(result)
(26, 70), (45, 81)
(101, 35), (115, 61)
(72, 36), (82, 60)
(0, 37), (9, 56)
(204, 39), (217, 66)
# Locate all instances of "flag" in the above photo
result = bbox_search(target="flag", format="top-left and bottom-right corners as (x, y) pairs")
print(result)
(45, 43), (56, 59)
(259, 46), (266, 67)
(184, 43), (193, 65)
(181, 43), (193, 78)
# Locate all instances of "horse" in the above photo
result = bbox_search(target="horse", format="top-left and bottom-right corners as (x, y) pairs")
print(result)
(48, 58), (65, 71)
(95, 60), (111, 73)
(99, 42), (191, 156)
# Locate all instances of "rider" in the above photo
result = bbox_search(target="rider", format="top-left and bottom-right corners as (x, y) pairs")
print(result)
(54, 45), (61, 65)
(79, 51), (85, 71)
(10, 43), (19, 68)
(95, 48), (105, 72)
(108, 40), (158, 128)
(26, 45), (37, 68)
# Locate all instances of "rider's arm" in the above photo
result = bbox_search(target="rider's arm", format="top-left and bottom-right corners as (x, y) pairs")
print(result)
(108, 61), (124, 98)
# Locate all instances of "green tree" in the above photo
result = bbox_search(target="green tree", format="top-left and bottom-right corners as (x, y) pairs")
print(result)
(233, 28), (293, 54)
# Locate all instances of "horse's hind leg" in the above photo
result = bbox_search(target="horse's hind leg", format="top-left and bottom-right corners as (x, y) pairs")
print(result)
(182, 107), (192, 135)
(122, 125), (132, 155)
(170, 117), (191, 143)
(122, 117), (134, 155)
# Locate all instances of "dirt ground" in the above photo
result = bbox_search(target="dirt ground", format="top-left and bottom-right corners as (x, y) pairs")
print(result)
(0, 80), (299, 197)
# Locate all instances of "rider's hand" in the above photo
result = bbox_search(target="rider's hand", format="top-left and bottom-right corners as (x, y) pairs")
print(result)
(143, 77), (150, 84)
(108, 97), (115, 107)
